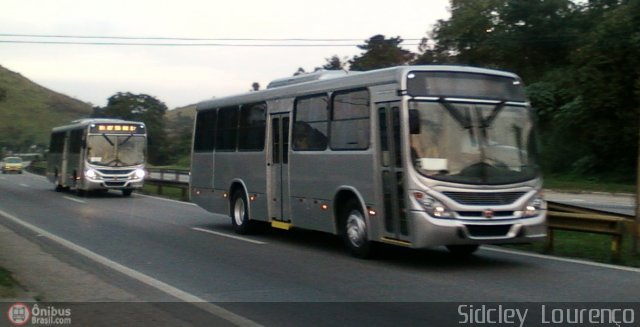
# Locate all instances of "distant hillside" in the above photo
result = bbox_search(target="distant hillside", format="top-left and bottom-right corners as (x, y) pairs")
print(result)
(165, 103), (196, 136)
(166, 103), (197, 123)
(0, 65), (92, 151)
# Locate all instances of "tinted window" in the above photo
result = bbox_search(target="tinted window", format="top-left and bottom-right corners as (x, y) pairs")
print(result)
(194, 110), (217, 152)
(238, 102), (266, 151)
(293, 95), (328, 151)
(330, 89), (370, 150)
(216, 106), (239, 151)
(69, 129), (84, 154)
(50, 132), (66, 153)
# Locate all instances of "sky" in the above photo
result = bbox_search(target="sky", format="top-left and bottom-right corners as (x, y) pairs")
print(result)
(1, 0), (450, 109)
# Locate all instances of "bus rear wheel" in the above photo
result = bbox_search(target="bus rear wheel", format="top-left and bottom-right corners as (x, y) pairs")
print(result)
(231, 190), (252, 234)
(342, 199), (374, 258)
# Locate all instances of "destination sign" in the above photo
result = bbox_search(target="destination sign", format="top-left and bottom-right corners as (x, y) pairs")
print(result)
(89, 124), (145, 134)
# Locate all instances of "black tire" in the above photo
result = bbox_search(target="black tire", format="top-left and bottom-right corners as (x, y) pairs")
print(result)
(446, 244), (480, 256)
(122, 189), (133, 197)
(55, 184), (64, 192)
(342, 199), (374, 258)
(231, 189), (252, 234)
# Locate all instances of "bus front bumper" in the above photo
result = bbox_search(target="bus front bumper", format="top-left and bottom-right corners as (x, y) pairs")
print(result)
(408, 210), (547, 248)
(83, 178), (144, 190)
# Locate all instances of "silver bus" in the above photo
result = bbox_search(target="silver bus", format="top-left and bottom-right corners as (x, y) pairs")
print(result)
(47, 119), (147, 196)
(190, 65), (546, 257)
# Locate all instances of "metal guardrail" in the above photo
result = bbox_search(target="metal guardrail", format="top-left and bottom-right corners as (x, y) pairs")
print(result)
(546, 201), (635, 261)
(144, 168), (190, 200)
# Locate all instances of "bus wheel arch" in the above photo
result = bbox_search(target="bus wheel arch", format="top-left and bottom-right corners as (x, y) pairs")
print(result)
(229, 182), (252, 234)
(334, 190), (374, 258)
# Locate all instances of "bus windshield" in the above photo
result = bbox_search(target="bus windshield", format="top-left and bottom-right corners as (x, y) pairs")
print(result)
(86, 135), (146, 167)
(409, 100), (538, 185)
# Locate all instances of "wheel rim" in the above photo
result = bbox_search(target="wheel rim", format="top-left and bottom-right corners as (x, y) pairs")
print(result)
(233, 197), (246, 226)
(346, 210), (366, 248)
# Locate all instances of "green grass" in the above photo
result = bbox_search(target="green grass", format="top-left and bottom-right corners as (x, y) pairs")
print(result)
(505, 230), (640, 267)
(139, 184), (188, 201)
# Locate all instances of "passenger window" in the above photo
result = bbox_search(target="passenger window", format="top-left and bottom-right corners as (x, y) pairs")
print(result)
(216, 106), (239, 151)
(238, 102), (266, 151)
(193, 109), (217, 152)
(330, 89), (370, 150)
(293, 95), (329, 151)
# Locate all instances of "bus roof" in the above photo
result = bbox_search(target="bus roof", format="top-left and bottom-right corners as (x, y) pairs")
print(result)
(196, 65), (521, 111)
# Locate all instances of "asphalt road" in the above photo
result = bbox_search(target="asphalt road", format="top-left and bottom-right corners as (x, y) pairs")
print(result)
(0, 172), (639, 326)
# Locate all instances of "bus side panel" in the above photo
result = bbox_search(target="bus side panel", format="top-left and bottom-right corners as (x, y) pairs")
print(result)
(46, 153), (62, 185)
(65, 153), (81, 189)
(214, 152), (268, 222)
(289, 151), (375, 234)
(190, 152), (216, 213)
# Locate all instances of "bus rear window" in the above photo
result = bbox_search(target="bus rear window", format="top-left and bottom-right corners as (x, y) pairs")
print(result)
(406, 71), (526, 102)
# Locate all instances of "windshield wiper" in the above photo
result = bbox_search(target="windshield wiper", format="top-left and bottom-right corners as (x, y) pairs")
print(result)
(101, 134), (115, 146)
(481, 101), (506, 128)
(438, 98), (472, 129)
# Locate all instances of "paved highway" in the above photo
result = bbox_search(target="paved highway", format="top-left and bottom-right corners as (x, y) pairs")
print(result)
(0, 172), (639, 326)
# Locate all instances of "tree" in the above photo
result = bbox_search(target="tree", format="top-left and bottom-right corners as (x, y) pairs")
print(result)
(322, 55), (348, 70)
(93, 92), (169, 165)
(349, 35), (414, 71)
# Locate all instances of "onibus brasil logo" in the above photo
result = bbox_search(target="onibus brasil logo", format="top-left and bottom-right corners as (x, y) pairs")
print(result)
(7, 302), (30, 326)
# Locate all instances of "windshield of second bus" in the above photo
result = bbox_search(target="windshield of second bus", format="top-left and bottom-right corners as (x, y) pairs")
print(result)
(409, 100), (538, 185)
(86, 135), (146, 167)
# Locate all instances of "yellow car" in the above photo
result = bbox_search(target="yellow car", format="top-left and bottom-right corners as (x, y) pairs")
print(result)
(2, 157), (23, 174)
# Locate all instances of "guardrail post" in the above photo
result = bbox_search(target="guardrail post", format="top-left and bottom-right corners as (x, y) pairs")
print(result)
(544, 229), (554, 253)
(611, 235), (622, 262)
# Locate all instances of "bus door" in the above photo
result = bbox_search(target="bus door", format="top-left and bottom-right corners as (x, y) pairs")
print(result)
(377, 102), (410, 241)
(269, 113), (291, 224)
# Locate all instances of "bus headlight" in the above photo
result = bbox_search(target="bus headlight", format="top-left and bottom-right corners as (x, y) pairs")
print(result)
(85, 168), (97, 179)
(134, 168), (146, 179)
(413, 192), (453, 218)
(521, 195), (546, 218)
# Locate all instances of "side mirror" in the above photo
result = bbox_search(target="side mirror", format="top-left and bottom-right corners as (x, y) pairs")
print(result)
(409, 109), (421, 134)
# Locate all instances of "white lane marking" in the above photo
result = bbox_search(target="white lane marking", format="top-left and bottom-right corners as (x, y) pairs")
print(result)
(0, 208), (262, 327)
(63, 196), (86, 204)
(135, 193), (198, 206)
(483, 246), (640, 273)
(19, 183), (29, 188)
(192, 227), (267, 245)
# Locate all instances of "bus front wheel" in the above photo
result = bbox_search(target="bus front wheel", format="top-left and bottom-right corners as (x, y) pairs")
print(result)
(231, 190), (252, 234)
(342, 199), (374, 258)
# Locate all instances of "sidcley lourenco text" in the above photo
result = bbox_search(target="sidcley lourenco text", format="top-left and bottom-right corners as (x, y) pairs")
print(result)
(457, 303), (637, 327)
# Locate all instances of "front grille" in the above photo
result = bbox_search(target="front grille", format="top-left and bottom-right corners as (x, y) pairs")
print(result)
(443, 192), (525, 205)
(97, 169), (134, 175)
(104, 181), (126, 187)
(466, 224), (512, 237)
(457, 211), (514, 218)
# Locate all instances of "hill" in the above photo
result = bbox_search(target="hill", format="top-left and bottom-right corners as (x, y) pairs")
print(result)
(0, 65), (92, 152)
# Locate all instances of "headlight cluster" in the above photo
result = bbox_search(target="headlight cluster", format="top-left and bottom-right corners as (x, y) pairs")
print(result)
(85, 168), (97, 179)
(413, 192), (453, 218)
(134, 168), (146, 179)
(520, 195), (546, 218)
